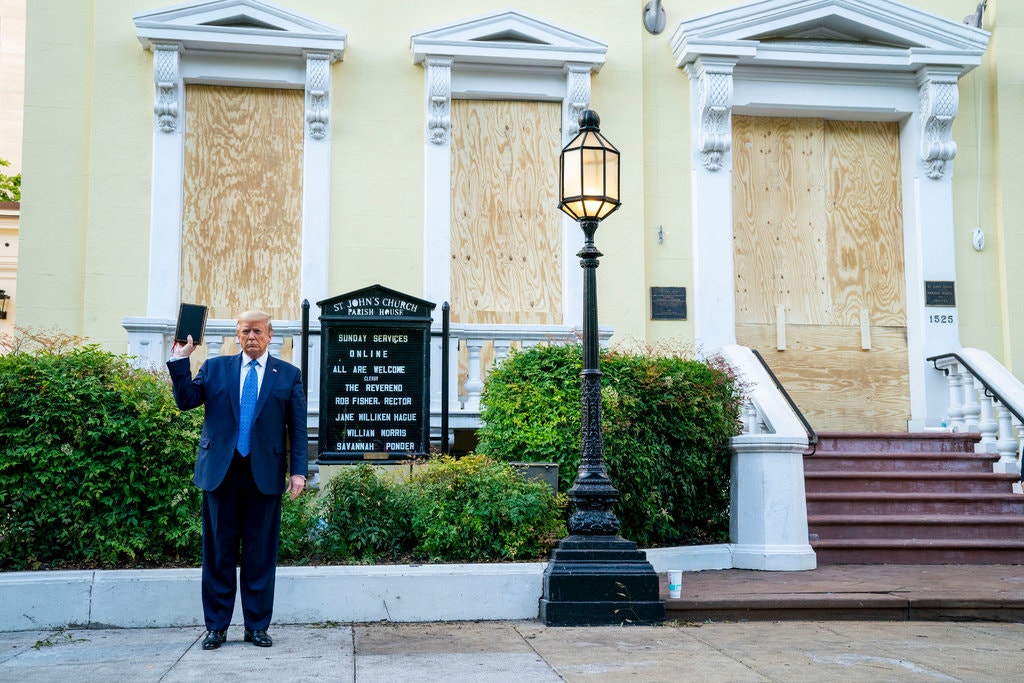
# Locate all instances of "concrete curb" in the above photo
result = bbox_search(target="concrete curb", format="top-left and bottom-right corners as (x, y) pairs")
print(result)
(0, 545), (733, 631)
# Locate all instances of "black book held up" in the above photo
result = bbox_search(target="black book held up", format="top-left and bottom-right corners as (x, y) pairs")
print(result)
(174, 303), (208, 345)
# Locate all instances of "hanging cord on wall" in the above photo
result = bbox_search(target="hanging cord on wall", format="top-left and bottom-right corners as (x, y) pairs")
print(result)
(966, 1), (987, 251)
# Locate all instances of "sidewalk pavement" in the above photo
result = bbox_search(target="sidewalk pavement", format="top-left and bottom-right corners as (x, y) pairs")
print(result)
(2, 619), (1023, 682)
(3, 564), (1024, 682)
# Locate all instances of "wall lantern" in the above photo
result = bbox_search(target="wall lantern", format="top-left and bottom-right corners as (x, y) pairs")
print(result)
(0, 289), (9, 320)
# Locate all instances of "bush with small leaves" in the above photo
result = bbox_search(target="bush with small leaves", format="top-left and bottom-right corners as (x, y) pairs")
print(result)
(406, 454), (566, 562)
(314, 464), (415, 564)
(476, 343), (742, 547)
(0, 334), (204, 569)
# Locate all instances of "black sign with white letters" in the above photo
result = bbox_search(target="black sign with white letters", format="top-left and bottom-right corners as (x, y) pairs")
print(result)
(317, 285), (435, 463)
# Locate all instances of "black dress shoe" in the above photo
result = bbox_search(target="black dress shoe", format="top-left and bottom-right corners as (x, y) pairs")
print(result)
(202, 630), (227, 650)
(244, 629), (273, 647)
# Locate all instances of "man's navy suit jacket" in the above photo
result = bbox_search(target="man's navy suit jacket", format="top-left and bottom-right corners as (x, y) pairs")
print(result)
(167, 353), (308, 495)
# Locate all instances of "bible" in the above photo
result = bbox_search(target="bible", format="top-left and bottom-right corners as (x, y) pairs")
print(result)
(174, 303), (208, 345)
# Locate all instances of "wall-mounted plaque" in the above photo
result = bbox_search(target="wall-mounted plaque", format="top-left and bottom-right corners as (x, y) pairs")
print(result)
(317, 284), (435, 463)
(651, 286), (686, 321)
(924, 280), (956, 307)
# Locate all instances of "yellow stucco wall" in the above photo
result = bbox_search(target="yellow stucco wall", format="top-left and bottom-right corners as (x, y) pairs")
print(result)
(14, 0), (1020, 374)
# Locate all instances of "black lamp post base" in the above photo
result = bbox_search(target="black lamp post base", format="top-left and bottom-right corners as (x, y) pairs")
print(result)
(539, 535), (665, 626)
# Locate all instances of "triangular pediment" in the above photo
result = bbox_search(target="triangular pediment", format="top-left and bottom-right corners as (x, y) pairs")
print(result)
(672, 0), (988, 71)
(411, 9), (606, 70)
(134, 0), (346, 59)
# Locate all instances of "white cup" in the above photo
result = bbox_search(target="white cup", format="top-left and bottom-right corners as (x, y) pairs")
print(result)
(668, 570), (682, 599)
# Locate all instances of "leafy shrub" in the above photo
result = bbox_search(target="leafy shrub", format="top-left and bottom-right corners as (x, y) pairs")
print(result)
(0, 335), (204, 569)
(406, 454), (566, 562)
(314, 464), (414, 563)
(476, 343), (742, 547)
(278, 491), (319, 565)
(309, 456), (565, 564)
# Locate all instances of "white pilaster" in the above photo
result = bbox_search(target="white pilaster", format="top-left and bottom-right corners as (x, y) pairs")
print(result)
(686, 57), (737, 353)
(423, 57), (453, 308)
(301, 51), (332, 305)
(146, 43), (184, 319)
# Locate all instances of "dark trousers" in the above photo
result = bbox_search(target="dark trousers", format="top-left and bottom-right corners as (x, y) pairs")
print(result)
(201, 452), (282, 631)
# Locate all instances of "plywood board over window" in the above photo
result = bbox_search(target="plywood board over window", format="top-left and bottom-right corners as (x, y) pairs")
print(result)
(733, 116), (908, 432)
(450, 100), (562, 326)
(181, 85), (303, 324)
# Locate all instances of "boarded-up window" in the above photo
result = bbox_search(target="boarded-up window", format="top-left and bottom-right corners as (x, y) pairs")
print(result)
(181, 85), (303, 322)
(449, 100), (562, 325)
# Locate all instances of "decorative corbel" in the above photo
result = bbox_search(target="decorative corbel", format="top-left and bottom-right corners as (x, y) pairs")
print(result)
(691, 59), (734, 172)
(919, 72), (959, 180)
(152, 44), (180, 133)
(305, 52), (331, 140)
(564, 65), (591, 140)
(426, 58), (452, 145)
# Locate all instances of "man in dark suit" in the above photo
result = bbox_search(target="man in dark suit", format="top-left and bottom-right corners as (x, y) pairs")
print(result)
(168, 309), (307, 650)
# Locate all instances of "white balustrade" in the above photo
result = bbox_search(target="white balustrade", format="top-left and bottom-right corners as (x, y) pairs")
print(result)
(932, 350), (1024, 477)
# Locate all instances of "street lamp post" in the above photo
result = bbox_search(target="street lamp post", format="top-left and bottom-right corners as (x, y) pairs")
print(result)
(539, 110), (664, 626)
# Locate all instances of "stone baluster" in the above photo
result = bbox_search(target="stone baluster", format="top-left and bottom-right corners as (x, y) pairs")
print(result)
(975, 389), (998, 452)
(944, 366), (965, 431)
(462, 338), (486, 412)
(741, 399), (759, 434)
(493, 339), (512, 366)
(961, 372), (982, 433)
(269, 334), (284, 358)
(1014, 418), (1024, 492)
(207, 335), (224, 358)
(993, 402), (1020, 473)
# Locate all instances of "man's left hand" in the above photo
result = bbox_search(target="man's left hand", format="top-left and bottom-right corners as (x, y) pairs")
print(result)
(287, 475), (306, 500)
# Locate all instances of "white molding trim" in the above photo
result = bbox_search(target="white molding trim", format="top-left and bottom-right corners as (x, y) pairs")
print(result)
(673, 0), (990, 428)
(134, 0), (346, 319)
(410, 10), (608, 327)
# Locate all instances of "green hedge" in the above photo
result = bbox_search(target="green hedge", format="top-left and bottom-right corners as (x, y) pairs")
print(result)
(309, 456), (566, 564)
(475, 344), (742, 547)
(0, 342), (204, 570)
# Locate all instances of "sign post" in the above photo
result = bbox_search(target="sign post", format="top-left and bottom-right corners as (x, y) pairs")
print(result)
(316, 284), (435, 463)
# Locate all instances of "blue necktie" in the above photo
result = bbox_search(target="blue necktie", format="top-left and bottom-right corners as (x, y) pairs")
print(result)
(238, 359), (258, 456)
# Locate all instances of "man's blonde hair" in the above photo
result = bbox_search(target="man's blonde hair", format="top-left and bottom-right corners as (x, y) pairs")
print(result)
(236, 310), (273, 334)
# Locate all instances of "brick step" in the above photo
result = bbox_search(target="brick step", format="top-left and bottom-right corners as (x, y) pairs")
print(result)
(815, 431), (982, 454)
(811, 538), (1024, 565)
(806, 492), (1024, 515)
(803, 452), (999, 473)
(808, 514), (1024, 540)
(804, 471), (1018, 494)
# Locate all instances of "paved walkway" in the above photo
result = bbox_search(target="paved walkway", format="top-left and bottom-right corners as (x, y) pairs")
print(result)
(2, 620), (1023, 682)
(3, 565), (1024, 682)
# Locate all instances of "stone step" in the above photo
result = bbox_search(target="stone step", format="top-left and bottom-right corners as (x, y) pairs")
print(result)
(804, 471), (1018, 494)
(814, 431), (981, 454)
(805, 492), (1024, 516)
(811, 539), (1024, 565)
(803, 452), (998, 473)
(808, 514), (1024, 540)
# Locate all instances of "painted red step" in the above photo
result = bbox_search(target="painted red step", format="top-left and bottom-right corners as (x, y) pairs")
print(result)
(807, 492), (1024, 516)
(807, 514), (1024, 540)
(803, 452), (998, 473)
(804, 471), (1019, 494)
(811, 539), (1024, 565)
(815, 431), (982, 454)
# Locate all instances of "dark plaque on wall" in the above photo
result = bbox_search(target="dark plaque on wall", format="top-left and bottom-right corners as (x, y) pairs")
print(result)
(651, 286), (687, 321)
(317, 284), (435, 463)
(924, 280), (956, 307)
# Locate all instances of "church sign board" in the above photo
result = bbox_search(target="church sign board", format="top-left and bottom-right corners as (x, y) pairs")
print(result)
(316, 285), (435, 463)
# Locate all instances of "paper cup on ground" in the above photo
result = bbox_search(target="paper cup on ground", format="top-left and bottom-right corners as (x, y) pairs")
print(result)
(668, 570), (683, 599)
